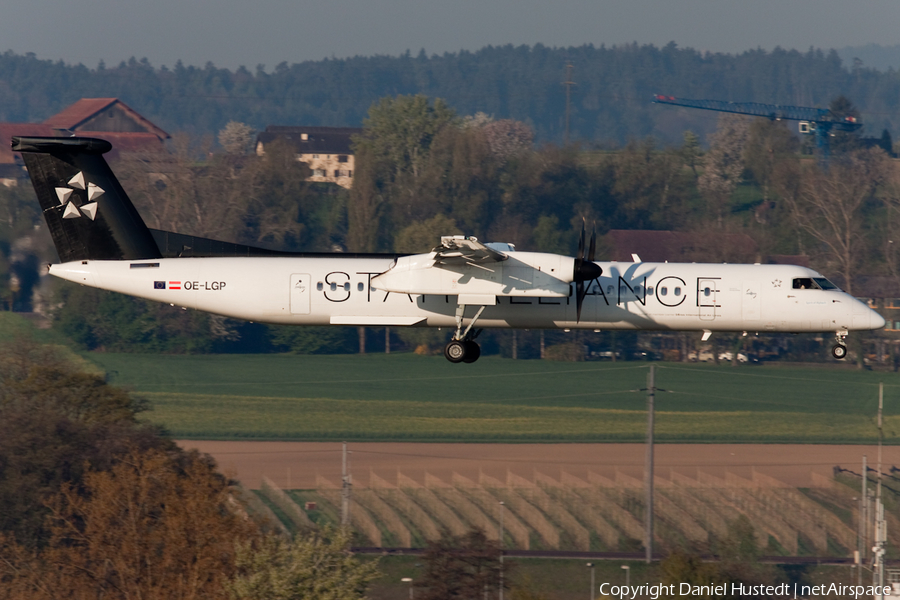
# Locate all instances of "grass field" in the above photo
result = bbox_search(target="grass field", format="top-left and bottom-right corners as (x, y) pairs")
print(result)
(88, 352), (900, 443)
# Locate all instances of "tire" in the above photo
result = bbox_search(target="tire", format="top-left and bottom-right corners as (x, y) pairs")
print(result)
(444, 340), (467, 363)
(831, 344), (847, 360)
(462, 341), (481, 363)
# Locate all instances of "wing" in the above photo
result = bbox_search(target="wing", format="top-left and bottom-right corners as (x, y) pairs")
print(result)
(432, 235), (508, 264)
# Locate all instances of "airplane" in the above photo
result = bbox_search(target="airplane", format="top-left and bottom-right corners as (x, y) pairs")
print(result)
(13, 136), (885, 363)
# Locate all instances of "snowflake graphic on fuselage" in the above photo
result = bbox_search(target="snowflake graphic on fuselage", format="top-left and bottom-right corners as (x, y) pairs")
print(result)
(54, 171), (104, 221)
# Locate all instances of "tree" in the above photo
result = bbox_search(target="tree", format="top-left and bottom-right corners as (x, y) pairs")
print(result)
(267, 325), (357, 354)
(219, 121), (256, 155)
(660, 517), (779, 600)
(531, 215), (568, 254)
(781, 148), (890, 294)
(0, 341), (171, 548)
(227, 527), (379, 600)
(481, 119), (534, 164)
(680, 130), (702, 177)
(394, 214), (461, 253)
(742, 119), (798, 205)
(1, 448), (257, 599)
(699, 115), (750, 228)
(610, 139), (692, 230)
(351, 95), (458, 237)
(346, 143), (384, 253)
(827, 95), (863, 154)
(417, 528), (507, 600)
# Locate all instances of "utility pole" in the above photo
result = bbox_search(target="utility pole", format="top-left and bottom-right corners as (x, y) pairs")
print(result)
(499, 501), (505, 600)
(860, 454), (867, 585)
(385, 327), (390, 354)
(874, 383), (886, 600)
(645, 364), (655, 563)
(562, 62), (575, 145)
(341, 441), (351, 528)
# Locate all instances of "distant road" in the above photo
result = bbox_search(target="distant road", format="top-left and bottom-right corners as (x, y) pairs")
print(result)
(177, 440), (897, 490)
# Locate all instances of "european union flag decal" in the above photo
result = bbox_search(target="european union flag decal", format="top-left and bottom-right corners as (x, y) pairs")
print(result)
(154, 281), (166, 289)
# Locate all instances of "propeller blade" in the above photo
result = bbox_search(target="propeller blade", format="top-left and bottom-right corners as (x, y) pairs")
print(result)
(588, 228), (596, 262)
(576, 280), (585, 322)
(577, 221), (585, 261)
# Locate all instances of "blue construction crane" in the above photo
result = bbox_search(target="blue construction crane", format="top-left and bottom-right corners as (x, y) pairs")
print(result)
(653, 94), (862, 158)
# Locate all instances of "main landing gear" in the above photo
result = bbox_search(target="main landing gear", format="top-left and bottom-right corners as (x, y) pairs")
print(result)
(444, 304), (485, 363)
(831, 331), (848, 360)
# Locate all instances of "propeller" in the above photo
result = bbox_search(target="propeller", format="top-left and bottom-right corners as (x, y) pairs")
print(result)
(573, 221), (602, 322)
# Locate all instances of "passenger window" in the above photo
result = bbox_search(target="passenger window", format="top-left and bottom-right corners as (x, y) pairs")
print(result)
(607, 285), (614, 294)
(674, 287), (682, 296)
(660, 287), (668, 296)
(634, 285), (642, 294)
(343, 282), (350, 291)
(704, 287), (711, 296)
(330, 282), (337, 291)
(316, 282), (323, 291)
(357, 282), (364, 291)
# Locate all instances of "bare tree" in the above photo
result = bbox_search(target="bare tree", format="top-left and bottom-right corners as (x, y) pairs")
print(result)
(781, 148), (890, 294)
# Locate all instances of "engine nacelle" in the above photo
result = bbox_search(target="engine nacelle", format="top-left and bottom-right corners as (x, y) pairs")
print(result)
(371, 251), (574, 297)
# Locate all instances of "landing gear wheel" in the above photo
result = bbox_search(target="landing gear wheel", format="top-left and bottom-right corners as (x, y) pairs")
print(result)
(831, 344), (848, 360)
(444, 340), (467, 363)
(462, 341), (481, 363)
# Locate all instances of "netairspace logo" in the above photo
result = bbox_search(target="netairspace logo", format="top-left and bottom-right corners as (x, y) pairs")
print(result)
(598, 582), (893, 599)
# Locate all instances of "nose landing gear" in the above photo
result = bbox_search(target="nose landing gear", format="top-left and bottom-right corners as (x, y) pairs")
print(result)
(831, 330), (848, 360)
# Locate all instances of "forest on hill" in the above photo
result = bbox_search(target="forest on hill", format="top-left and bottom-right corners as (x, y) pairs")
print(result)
(2, 43), (900, 145)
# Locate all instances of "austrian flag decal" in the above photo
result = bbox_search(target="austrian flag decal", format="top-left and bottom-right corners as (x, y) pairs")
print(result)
(169, 281), (181, 290)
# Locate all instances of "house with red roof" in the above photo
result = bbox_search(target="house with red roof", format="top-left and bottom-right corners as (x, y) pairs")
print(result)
(0, 98), (169, 185)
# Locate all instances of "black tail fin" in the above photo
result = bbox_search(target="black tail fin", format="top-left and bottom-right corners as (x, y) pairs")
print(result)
(12, 136), (161, 262)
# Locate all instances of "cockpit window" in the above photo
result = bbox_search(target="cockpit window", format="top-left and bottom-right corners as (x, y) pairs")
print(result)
(794, 277), (840, 290)
(813, 277), (839, 291)
(792, 277), (841, 291)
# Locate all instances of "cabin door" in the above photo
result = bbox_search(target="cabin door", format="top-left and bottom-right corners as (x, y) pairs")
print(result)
(698, 278), (719, 321)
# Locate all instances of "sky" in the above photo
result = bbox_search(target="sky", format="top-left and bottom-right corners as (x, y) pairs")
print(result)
(3, 0), (900, 71)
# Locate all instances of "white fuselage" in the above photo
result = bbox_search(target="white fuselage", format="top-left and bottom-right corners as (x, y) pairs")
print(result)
(49, 257), (884, 333)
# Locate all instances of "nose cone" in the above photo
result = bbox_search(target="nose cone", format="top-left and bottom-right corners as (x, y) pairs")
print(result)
(871, 309), (886, 330)
(573, 260), (603, 282)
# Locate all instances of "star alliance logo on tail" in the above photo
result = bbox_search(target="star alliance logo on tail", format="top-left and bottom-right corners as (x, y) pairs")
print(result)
(54, 171), (104, 221)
